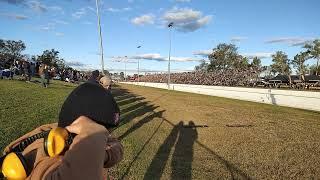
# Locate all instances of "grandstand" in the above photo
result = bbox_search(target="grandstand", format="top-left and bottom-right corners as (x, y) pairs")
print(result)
(134, 71), (320, 90)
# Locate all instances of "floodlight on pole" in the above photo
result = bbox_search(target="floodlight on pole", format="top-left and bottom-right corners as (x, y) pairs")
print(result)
(95, 0), (105, 75)
(167, 22), (174, 90)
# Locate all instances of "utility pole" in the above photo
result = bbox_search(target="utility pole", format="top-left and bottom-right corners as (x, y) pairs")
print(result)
(124, 56), (127, 81)
(95, 0), (104, 75)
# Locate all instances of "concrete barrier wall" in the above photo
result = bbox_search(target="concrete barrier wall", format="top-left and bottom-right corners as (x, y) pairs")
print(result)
(121, 82), (320, 112)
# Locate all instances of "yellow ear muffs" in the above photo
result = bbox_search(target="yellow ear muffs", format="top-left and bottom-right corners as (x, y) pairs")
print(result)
(1, 152), (28, 180)
(44, 127), (69, 157)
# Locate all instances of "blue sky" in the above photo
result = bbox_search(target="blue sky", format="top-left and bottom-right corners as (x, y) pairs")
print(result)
(0, 0), (319, 73)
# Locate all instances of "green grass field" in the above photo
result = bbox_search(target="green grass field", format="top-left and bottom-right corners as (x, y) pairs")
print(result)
(1, 79), (320, 179)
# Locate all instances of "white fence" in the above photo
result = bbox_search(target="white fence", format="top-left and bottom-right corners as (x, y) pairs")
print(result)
(121, 82), (320, 112)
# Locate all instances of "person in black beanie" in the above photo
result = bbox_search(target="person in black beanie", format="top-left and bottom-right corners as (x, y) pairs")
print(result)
(59, 82), (120, 128)
(88, 70), (100, 84)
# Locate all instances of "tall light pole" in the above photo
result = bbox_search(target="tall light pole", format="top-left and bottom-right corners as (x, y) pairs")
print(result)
(95, 0), (104, 75)
(124, 56), (127, 81)
(167, 22), (174, 90)
(137, 45), (142, 83)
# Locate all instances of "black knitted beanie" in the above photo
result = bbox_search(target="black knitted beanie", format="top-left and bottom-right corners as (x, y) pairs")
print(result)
(58, 82), (119, 129)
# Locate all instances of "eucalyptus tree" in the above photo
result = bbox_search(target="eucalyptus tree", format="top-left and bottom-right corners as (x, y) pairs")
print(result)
(292, 52), (308, 82)
(304, 39), (320, 75)
(271, 51), (292, 85)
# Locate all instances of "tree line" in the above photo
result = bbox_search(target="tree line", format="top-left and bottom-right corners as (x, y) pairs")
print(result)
(0, 39), (71, 70)
(196, 39), (320, 83)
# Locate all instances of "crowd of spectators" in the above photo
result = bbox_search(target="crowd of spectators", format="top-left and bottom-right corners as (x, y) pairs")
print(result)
(139, 68), (260, 87)
(0, 60), (91, 87)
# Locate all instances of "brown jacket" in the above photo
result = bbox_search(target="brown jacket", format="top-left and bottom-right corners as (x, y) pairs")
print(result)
(3, 123), (123, 180)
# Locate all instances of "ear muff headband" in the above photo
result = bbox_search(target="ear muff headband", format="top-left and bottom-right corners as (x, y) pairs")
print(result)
(11, 131), (49, 153)
(1, 127), (72, 179)
(1, 152), (27, 180)
(44, 127), (69, 157)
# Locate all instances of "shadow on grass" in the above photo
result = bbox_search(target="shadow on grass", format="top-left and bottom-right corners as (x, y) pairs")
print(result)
(121, 101), (149, 114)
(111, 104), (160, 133)
(113, 85), (250, 179)
(161, 118), (251, 180)
(171, 121), (197, 179)
(118, 110), (165, 140)
(143, 121), (197, 180)
(143, 121), (182, 180)
(110, 86), (160, 133)
(117, 96), (145, 107)
(119, 111), (166, 180)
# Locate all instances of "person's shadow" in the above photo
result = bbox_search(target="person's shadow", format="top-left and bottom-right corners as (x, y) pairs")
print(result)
(171, 121), (198, 180)
(143, 121), (198, 180)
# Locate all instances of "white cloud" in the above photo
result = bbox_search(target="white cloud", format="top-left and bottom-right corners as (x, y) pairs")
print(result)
(131, 14), (155, 25)
(1, 0), (64, 14)
(26, 0), (47, 13)
(241, 52), (273, 59)
(40, 26), (51, 31)
(72, 8), (86, 19)
(163, 7), (200, 23)
(133, 53), (163, 61)
(106, 7), (132, 12)
(265, 37), (317, 46)
(170, 56), (202, 62)
(123, 7), (132, 11)
(48, 6), (64, 14)
(193, 49), (273, 59)
(162, 7), (212, 32)
(0, 12), (28, 20)
(231, 36), (248, 42)
(112, 53), (202, 62)
(193, 49), (212, 56)
(72, 7), (93, 19)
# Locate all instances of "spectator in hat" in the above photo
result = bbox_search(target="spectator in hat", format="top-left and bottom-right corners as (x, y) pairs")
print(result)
(99, 75), (112, 90)
(99, 75), (120, 122)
